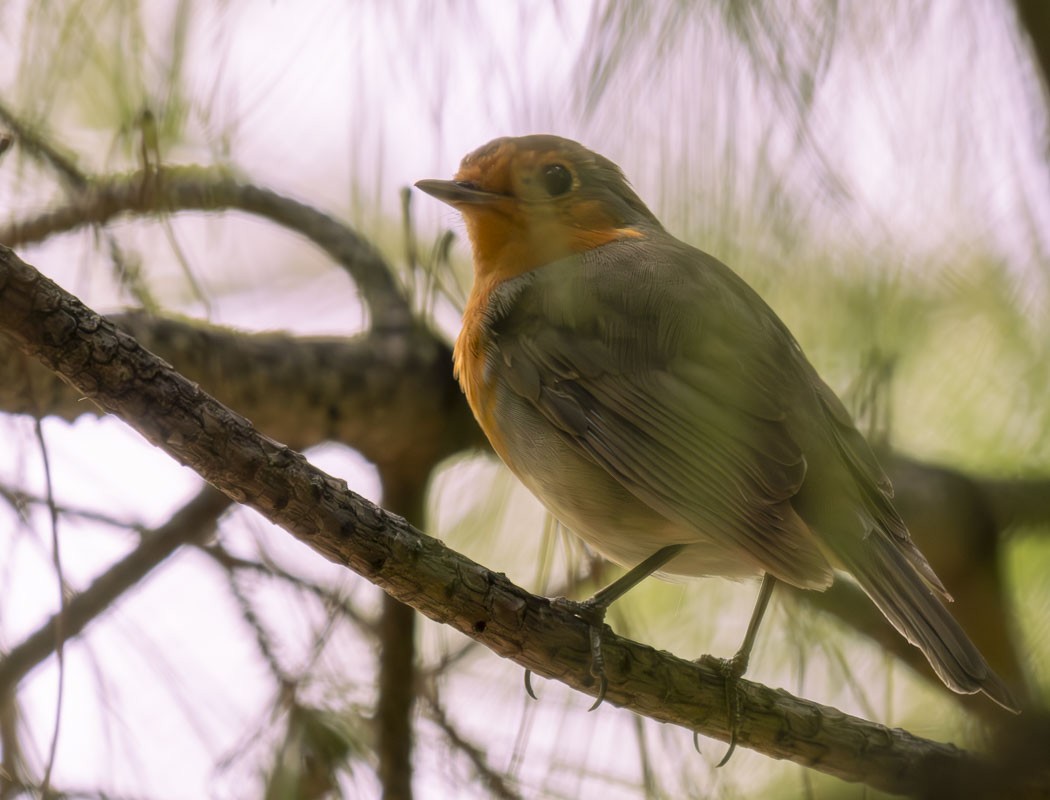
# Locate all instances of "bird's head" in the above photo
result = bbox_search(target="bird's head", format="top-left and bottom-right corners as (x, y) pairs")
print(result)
(416, 135), (662, 282)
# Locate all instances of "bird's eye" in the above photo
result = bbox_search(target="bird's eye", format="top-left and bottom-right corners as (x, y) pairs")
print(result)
(542, 164), (573, 197)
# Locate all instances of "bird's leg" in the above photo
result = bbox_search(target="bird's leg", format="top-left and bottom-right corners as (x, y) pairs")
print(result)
(713, 572), (777, 767)
(529, 544), (687, 710)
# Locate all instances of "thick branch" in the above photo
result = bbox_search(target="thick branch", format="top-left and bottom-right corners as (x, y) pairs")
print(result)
(0, 248), (1037, 797)
(977, 475), (1050, 533)
(0, 311), (483, 467)
(0, 165), (412, 328)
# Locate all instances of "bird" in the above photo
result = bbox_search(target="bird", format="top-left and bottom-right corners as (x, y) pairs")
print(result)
(415, 134), (1020, 731)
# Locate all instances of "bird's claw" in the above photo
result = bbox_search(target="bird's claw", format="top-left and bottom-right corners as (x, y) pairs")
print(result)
(715, 653), (748, 768)
(586, 621), (609, 710)
(523, 668), (537, 700)
(551, 596), (610, 710)
(587, 673), (608, 711)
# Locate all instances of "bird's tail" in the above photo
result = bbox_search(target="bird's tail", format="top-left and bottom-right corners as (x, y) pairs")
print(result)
(837, 529), (1020, 713)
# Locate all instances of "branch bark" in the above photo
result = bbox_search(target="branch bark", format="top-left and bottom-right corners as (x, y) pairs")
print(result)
(0, 246), (1039, 796)
(0, 310), (483, 469)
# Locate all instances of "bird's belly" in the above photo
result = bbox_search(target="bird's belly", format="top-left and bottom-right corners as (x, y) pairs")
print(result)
(490, 400), (765, 581)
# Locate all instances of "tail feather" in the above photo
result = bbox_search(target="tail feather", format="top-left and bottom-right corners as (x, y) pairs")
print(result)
(799, 371), (1018, 711)
(838, 529), (1019, 713)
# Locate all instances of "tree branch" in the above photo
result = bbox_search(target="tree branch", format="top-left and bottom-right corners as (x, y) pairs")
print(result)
(0, 485), (231, 696)
(0, 247), (1037, 797)
(0, 310), (483, 466)
(0, 100), (89, 191)
(0, 165), (412, 329)
(374, 467), (429, 800)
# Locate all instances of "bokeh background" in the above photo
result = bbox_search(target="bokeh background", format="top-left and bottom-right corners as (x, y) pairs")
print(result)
(1, 1), (1048, 798)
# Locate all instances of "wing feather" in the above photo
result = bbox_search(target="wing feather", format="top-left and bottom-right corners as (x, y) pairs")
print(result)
(488, 239), (835, 587)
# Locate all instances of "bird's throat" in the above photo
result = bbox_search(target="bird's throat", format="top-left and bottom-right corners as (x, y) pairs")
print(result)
(461, 206), (646, 285)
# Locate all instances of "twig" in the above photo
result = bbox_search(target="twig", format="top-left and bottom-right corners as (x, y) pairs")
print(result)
(0, 165), (412, 329)
(420, 689), (523, 800)
(31, 416), (64, 797)
(0, 484), (231, 695)
(197, 543), (379, 637)
(0, 99), (159, 309)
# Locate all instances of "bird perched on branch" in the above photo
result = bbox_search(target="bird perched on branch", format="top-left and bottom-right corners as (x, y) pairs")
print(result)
(415, 135), (1019, 742)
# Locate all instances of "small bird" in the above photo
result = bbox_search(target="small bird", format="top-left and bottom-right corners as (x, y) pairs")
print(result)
(416, 135), (1019, 722)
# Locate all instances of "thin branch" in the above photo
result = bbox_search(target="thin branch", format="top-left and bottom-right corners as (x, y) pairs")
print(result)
(0, 165), (412, 329)
(0, 100), (88, 190)
(0, 99), (159, 309)
(0, 245), (1039, 797)
(419, 689), (523, 800)
(0, 485), (143, 532)
(31, 416), (64, 797)
(0, 484), (231, 695)
(197, 543), (379, 637)
(225, 570), (292, 686)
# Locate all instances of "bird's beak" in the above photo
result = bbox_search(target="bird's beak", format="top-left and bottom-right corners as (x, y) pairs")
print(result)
(414, 179), (503, 206)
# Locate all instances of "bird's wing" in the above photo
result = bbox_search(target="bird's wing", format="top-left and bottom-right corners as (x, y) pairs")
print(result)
(487, 237), (834, 588)
(489, 236), (991, 698)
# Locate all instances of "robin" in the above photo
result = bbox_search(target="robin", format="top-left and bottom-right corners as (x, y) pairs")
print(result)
(415, 135), (1019, 737)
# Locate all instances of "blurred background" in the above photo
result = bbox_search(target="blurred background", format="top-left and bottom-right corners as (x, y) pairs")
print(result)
(0, 1), (1048, 798)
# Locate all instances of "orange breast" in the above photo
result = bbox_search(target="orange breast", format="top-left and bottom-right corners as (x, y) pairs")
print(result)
(454, 273), (513, 462)
(454, 216), (646, 465)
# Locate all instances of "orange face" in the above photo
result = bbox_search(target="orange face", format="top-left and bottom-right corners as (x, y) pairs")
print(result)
(416, 135), (659, 283)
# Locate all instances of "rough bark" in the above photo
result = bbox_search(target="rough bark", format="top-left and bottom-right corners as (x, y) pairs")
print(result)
(2, 244), (1044, 797)
(0, 310), (484, 467)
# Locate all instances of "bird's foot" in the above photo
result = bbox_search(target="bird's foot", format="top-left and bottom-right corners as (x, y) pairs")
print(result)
(689, 652), (750, 763)
(545, 596), (610, 710)
(523, 547), (687, 709)
(714, 651), (749, 767)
